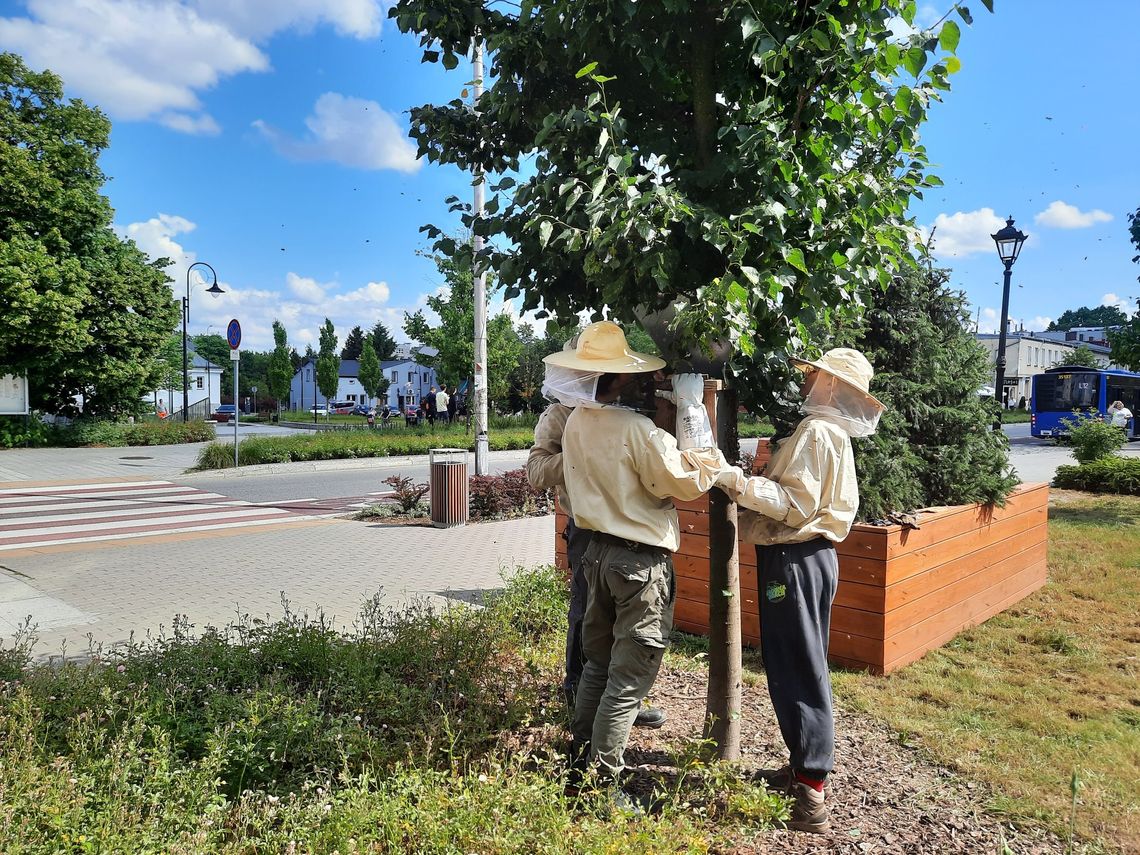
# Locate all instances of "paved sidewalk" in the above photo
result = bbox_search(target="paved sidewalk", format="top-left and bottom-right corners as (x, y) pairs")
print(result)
(0, 514), (556, 661)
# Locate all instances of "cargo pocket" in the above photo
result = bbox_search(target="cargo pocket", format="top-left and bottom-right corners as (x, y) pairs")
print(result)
(628, 562), (673, 650)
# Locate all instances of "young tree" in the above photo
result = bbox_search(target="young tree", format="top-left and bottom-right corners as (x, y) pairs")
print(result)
(341, 325), (366, 360)
(357, 340), (384, 406)
(1, 53), (179, 417)
(403, 250), (522, 410)
(316, 319), (340, 411)
(1108, 209), (1140, 370)
(392, 0), (974, 757)
(267, 320), (294, 413)
(369, 321), (398, 361)
(1051, 343), (1104, 369)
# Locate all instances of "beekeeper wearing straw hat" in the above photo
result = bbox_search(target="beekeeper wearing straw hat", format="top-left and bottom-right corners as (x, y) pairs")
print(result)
(720, 347), (885, 834)
(548, 320), (742, 805)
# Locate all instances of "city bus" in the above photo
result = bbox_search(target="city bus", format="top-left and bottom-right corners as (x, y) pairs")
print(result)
(1030, 366), (1140, 438)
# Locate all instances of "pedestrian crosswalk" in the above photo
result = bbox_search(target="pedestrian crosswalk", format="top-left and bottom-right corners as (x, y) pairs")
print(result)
(0, 480), (321, 553)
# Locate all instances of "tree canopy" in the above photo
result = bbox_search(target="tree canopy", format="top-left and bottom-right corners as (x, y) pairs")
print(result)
(403, 251), (522, 407)
(1108, 208), (1140, 370)
(1051, 343), (1103, 370)
(0, 53), (179, 417)
(316, 319), (340, 404)
(369, 321), (398, 362)
(390, 0), (974, 409)
(341, 326), (366, 360)
(267, 320), (294, 409)
(1046, 305), (1127, 332)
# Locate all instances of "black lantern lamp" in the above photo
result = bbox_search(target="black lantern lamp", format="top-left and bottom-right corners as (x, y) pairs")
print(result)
(989, 216), (1028, 429)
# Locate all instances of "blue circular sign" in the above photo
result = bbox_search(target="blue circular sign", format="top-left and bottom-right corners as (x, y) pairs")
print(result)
(227, 319), (241, 349)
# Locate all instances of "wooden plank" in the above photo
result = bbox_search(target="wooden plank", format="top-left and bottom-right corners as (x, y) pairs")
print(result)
(831, 604), (887, 640)
(882, 505), (1047, 586)
(834, 526), (889, 561)
(882, 483), (1049, 560)
(827, 630), (886, 671)
(883, 569), (1048, 673)
(884, 523), (1047, 610)
(836, 553), (889, 587)
(883, 559), (1047, 664)
(834, 579), (888, 612)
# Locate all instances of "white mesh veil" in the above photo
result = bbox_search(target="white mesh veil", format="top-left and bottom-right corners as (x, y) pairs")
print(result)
(541, 364), (603, 408)
(801, 371), (883, 437)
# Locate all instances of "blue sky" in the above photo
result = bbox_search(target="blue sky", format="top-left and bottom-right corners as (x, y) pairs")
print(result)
(0, 0), (1137, 349)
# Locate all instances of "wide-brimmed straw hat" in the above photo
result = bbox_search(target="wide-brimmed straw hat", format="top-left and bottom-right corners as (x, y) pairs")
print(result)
(791, 348), (885, 410)
(543, 321), (666, 374)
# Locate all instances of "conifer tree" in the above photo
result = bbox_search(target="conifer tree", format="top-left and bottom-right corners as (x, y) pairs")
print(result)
(838, 265), (1019, 521)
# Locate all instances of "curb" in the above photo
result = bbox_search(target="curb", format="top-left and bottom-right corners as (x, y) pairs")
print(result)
(184, 448), (534, 479)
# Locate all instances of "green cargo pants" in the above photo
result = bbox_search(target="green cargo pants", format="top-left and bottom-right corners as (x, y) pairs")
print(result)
(571, 536), (675, 778)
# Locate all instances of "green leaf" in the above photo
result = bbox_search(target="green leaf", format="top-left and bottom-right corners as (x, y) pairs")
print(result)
(740, 267), (760, 286)
(785, 247), (808, 274)
(538, 220), (553, 247)
(422, 50), (439, 63)
(904, 47), (927, 77)
(575, 62), (598, 79)
(946, 56), (962, 74)
(980, 0), (994, 11)
(742, 15), (762, 40)
(957, 5), (974, 25)
(939, 20), (961, 53)
(811, 28), (829, 51)
(597, 127), (609, 153)
(442, 52), (458, 71)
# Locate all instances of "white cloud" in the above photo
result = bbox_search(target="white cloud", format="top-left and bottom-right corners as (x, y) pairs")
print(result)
(1035, 200), (1113, 229)
(974, 308), (1053, 335)
(928, 208), (1007, 258)
(1102, 293), (1132, 313)
(117, 212), (413, 350)
(253, 92), (420, 172)
(286, 272), (329, 304)
(0, 0), (388, 134)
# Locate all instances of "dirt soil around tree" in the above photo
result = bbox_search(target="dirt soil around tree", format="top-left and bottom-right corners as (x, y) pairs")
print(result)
(622, 667), (1068, 854)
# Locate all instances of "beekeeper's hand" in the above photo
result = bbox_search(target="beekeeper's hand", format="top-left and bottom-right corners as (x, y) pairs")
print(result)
(655, 373), (714, 449)
(714, 465), (747, 497)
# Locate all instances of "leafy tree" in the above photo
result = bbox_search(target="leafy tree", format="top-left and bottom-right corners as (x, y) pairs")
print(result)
(316, 319), (340, 408)
(357, 339), (384, 405)
(391, 0), (976, 758)
(1108, 209), (1140, 370)
(154, 333), (183, 408)
(267, 320), (294, 412)
(1046, 306), (1127, 332)
(1, 53), (179, 417)
(369, 321), (398, 362)
(827, 265), (1018, 522)
(1051, 343), (1103, 370)
(341, 325), (366, 360)
(403, 250), (522, 409)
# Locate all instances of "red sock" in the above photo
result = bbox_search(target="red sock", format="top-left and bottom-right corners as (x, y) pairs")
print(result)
(794, 772), (826, 792)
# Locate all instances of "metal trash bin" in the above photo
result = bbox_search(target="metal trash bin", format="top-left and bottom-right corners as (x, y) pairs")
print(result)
(429, 448), (468, 528)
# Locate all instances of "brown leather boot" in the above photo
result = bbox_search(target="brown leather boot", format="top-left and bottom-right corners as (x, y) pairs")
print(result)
(787, 780), (830, 833)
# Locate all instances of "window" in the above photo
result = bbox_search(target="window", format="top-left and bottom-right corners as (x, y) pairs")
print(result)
(1034, 372), (1099, 412)
(196, 377), (203, 389)
(390, 370), (397, 383)
(408, 371), (416, 382)
(306, 369), (312, 381)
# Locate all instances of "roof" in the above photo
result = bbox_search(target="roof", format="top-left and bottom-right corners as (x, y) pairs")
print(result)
(296, 356), (434, 378)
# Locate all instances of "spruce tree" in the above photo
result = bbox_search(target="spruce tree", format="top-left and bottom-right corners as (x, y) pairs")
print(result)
(341, 325), (365, 360)
(841, 265), (1019, 521)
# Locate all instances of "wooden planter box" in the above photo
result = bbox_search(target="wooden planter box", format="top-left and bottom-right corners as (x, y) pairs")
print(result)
(555, 438), (1049, 674)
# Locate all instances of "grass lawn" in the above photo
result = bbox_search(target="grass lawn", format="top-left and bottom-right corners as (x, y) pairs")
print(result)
(831, 492), (1140, 853)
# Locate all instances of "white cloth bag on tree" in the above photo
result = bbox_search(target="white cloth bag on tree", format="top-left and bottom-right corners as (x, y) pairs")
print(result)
(656, 373), (715, 450)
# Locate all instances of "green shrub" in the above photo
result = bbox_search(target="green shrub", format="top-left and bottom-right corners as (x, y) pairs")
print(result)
(484, 565), (569, 642)
(196, 428), (536, 469)
(1058, 413), (1127, 464)
(0, 416), (59, 448)
(1053, 457), (1140, 495)
(469, 468), (553, 521)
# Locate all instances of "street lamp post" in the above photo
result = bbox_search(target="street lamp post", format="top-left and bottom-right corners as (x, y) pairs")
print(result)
(183, 263), (225, 422)
(990, 216), (1028, 431)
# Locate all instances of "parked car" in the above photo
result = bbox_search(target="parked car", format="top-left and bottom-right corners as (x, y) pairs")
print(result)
(351, 404), (371, 416)
(403, 406), (420, 425)
(328, 400), (356, 415)
(309, 404), (329, 416)
(213, 404), (236, 422)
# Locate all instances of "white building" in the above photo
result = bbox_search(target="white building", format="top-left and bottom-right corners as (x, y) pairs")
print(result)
(147, 352), (223, 418)
(289, 351), (440, 413)
(974, 332), (1118, 406)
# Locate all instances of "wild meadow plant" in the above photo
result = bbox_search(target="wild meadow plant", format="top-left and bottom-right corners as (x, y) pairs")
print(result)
(0, 567), (785, 853)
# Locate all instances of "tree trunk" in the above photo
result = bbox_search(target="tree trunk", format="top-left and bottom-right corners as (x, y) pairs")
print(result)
(703, 382), (742, 760)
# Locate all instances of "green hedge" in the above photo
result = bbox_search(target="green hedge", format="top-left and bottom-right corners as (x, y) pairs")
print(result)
(1, 417), (214, 449)
(1053, 457), (1140, 495)
(196, 427), (537, 469)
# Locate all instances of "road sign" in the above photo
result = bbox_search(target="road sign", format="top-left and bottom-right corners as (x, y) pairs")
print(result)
(227, 319), (241, 349)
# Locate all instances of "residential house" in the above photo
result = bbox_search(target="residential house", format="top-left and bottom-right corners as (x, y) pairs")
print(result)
(289, 347), (440, 412)
(147, 351), (223, 419)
